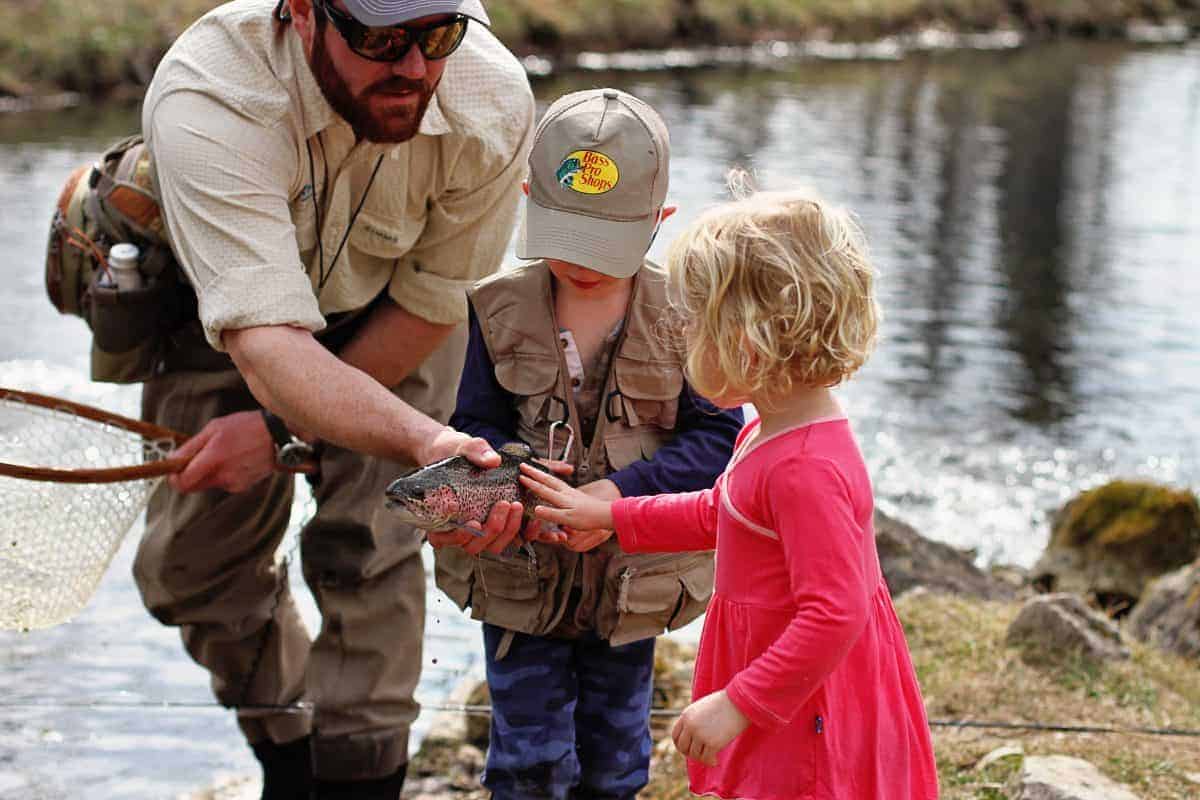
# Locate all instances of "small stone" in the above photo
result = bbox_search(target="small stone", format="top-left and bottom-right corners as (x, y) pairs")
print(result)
(1007, 755), (1141, 800)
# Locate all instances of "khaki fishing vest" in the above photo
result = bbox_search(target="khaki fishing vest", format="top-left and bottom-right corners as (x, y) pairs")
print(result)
(434, 261), (714, 648)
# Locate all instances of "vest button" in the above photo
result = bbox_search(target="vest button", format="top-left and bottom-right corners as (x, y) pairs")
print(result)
(572, 377), (582, 388)
(578, 464), (590, 477)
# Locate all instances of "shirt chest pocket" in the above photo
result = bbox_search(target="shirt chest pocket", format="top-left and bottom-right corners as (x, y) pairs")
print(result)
(350, 208), (423, 260)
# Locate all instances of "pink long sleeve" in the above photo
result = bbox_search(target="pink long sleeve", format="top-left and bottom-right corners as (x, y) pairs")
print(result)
(612, 487), (720, 553)
(724, 457), (875, 732)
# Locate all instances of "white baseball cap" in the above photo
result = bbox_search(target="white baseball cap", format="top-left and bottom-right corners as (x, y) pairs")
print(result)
(342, 0), (489, 26)
(517, 88), (671, 278)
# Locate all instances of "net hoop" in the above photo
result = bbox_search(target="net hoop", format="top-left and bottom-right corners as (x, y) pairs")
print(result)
(0, 387), (189, 483)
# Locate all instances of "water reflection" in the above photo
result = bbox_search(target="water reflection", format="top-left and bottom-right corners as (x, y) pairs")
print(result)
(1, 39), (1199, 798)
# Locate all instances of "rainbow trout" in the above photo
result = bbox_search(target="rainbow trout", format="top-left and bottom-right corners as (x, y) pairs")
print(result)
(384, 442), (551, 535)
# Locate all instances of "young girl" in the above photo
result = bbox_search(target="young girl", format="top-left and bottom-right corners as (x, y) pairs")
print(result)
(519, 179), (940, 800)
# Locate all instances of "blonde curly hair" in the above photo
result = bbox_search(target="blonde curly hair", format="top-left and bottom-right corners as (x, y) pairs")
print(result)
(664, 173), (880, 406)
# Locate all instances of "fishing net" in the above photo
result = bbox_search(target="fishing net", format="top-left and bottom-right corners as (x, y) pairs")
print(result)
(0, 387), (187, 631)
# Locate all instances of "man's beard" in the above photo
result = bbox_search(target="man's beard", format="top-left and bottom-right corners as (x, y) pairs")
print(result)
(310, 22), (437, 143)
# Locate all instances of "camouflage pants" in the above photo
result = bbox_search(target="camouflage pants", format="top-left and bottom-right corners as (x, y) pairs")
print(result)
(482, 623), (656, 800)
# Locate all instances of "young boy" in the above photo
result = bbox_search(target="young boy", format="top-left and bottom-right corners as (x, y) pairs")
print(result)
(434, 89), (743, 800)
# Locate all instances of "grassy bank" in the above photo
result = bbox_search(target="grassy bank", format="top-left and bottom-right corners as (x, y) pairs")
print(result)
(641, 591), (1200, 799)
(2, 0), (1198, 98)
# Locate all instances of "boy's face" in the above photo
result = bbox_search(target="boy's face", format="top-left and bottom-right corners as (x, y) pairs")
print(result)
(546, 259), (629, 295)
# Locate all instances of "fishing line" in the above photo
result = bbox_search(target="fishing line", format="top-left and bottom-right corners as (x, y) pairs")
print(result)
(4, 699), (1200, 738)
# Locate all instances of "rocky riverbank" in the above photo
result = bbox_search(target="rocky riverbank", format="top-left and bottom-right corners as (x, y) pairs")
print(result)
(185, 481), (1200, 800)
(2, 0), (1199, 102)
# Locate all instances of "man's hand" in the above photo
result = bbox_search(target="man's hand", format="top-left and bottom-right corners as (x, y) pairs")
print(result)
(424, 500), (525, 555)
(671, 690), (750, 767)
(169, 411), (279, 494)
(417, 427), (501, 469)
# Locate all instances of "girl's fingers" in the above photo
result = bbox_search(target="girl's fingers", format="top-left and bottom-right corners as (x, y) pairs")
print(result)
(518, 475), (568, 505)
(675, 726), (693, 759)
(519, 462), (571, 490)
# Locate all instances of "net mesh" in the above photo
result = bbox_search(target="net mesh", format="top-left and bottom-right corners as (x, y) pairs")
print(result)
(0, 391), (176, 631)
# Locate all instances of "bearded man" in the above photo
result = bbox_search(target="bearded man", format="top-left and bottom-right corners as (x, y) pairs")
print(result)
(136, 1), (533, 797)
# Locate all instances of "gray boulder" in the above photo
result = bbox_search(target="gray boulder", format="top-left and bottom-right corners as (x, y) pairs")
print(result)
(1126, 558), (1200, 660)
(1031, 481), (1200, 611)
(1006, 755), (1141, 800)
(875, 509), (1015, 600)
(1005, 593), (1129, 664)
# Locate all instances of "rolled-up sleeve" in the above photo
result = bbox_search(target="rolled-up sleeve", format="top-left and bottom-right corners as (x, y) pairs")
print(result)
(387, 100), (535, 326)
(147, 91), (324, 350)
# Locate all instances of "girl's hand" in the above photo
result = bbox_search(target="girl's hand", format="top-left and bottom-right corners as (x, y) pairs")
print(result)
(519, 463), (616, 531)
(671, 690), (750, 767)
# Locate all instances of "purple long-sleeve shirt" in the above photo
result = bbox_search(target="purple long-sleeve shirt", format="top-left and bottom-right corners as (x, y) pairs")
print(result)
(451, 310), (742, 497)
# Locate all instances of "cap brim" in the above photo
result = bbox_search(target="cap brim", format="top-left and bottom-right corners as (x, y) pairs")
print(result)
(344, 0), (489, 26)
(516, 199), (654, 279)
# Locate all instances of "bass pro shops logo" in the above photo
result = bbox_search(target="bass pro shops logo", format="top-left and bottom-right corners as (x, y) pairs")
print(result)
(556, 150), (620, 195)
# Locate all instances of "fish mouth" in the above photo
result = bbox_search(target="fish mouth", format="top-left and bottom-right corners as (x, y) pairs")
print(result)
(383, 497), (456, 531)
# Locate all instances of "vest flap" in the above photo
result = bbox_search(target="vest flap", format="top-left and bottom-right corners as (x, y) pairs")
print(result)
(619, 572), (685, 614)
(678, 557), (715, 601)
(494, 354), (558, 396)
(614, 352), (683, 400)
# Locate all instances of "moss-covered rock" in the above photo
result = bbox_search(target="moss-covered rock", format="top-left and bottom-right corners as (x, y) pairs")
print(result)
(1032, 481), (1200, 611)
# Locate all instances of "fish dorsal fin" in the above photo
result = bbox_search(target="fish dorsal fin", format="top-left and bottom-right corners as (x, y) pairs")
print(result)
(498, 441), (534, 460)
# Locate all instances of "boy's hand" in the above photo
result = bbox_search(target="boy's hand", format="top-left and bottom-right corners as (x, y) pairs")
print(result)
(671, 690), (750, 767)
(559, 526), (614, 552)
(518, 463), (616, 531)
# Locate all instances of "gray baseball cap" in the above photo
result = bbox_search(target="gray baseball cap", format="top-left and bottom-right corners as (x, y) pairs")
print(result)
(342, 0), (489, 26)
(517, 88), (671, 279)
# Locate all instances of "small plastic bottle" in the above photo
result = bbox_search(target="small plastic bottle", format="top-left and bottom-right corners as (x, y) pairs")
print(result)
(107, 243), (143, 291)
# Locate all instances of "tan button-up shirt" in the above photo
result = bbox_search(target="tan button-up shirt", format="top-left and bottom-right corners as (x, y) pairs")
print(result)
(142, 0), (534, 351)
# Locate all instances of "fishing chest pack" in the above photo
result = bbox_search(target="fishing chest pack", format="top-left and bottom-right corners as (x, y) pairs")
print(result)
(44, 134), (195, 383)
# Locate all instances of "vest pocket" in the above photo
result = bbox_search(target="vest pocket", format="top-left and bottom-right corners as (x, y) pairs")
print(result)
(494, 355), (558, 440)
(469, 552), (559, 635)
(432, 548), (475, 611)
(613, 356), (683, 430)
(598, 553), (715, 647)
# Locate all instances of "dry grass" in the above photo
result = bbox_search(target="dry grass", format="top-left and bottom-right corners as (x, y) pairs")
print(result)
(640, 591), (1200, 799)
(899, 591), (1200, 800)
(3, 1), (1197, 97)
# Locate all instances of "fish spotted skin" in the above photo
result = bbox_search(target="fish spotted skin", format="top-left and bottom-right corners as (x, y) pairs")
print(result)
(384, 442), (550, 533)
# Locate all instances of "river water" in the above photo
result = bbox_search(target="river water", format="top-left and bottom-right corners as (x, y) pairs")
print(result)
(1, 39), (1198, 798)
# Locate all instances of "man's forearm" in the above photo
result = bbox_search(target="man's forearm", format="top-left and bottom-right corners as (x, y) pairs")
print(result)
(224, 324), (446, 462)
(336, 296), (456, 388)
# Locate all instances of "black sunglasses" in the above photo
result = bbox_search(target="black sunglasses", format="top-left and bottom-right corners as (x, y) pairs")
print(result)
(316, 1), (469, 63)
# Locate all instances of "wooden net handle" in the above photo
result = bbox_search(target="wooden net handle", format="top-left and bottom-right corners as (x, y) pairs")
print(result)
(0, 454), (192, 484)
(0, 387), (318, 484)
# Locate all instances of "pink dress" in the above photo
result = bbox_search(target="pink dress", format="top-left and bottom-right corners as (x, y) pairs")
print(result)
(612, 417), (939, 800)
